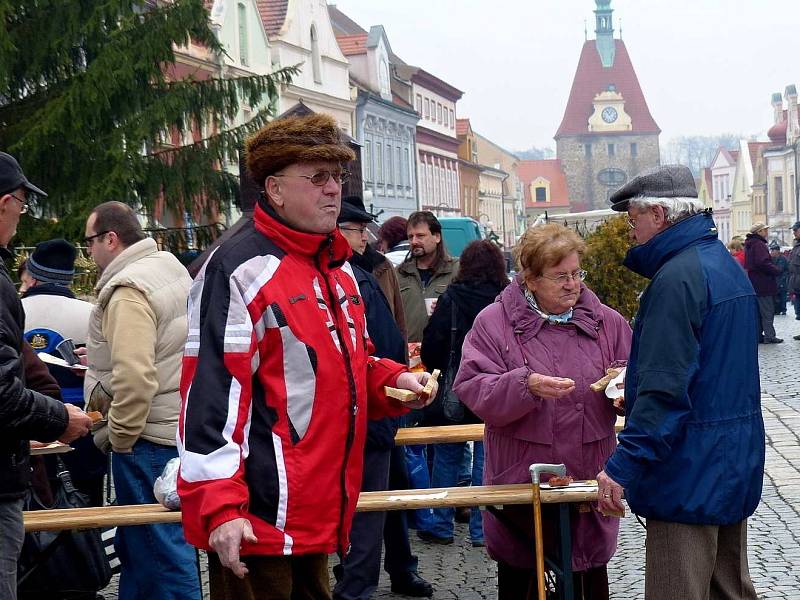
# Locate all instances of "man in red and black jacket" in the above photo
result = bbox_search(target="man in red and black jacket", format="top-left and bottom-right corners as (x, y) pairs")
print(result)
(177, 114), (436, 600)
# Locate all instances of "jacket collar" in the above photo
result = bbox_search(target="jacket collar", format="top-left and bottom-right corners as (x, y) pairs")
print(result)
(95, 238), (158, 293)
(398, 255), (456, 277)
(500, 276), (603, 343)
(22, 282), (76, 299)
(623, 211), (717, 280)
(0, 246), (12, 260)
(254, 194), (351, 271)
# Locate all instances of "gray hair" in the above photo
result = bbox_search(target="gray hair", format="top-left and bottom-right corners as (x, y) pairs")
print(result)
(628, 196), (705, 224)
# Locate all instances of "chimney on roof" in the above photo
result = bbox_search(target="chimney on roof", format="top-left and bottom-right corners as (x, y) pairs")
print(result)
(772, 93), (784, 124)
(786, 85), (799, 145)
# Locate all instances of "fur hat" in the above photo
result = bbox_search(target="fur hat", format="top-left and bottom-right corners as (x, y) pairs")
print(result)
(246, 113), (356, 185)
(28, 239), (76, 286)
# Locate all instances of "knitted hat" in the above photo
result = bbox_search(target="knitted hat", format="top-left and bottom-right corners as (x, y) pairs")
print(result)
(27, 239), (76, 286)
(245, 113), (356, 185)
(769, 240), (781, 251)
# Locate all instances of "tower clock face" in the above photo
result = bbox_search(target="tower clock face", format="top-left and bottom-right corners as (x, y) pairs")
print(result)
(601, 106), (618, 123)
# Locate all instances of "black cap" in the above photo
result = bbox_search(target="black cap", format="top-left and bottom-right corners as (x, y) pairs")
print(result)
(338, 196), (378, 224)
(0, 152), (47, 198)
(791, 221), (800, 231)
(609, 164), (696, 211)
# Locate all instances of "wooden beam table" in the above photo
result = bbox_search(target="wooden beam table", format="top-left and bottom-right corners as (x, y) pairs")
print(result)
(23, 481), (601, 532)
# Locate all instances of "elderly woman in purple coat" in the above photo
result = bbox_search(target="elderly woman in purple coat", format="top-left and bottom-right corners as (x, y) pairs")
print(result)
(453, 224), (631, 599)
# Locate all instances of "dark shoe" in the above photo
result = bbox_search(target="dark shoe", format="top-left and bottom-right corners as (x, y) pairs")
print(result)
(471, 539), (485, 547)
(391, 571), (434, 597)
(454, 506), (470, 523)
(417, 529), (454, 545)
(765, 338), (784, 344)
(794, 334), (800, 340)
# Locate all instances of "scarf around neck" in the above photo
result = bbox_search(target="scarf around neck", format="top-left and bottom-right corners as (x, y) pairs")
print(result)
(523, 286), (574, 324)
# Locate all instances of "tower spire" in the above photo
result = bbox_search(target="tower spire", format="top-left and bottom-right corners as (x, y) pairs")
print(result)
(594, 0), (615, 67)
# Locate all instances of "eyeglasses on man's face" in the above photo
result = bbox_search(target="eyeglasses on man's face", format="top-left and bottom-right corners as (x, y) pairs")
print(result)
(83, 230), (110, 246)
(9, 194), (29, 214)
(340, 225), (368, 235)
(537, 269), (588, 284)
(272, 170), (351, 187)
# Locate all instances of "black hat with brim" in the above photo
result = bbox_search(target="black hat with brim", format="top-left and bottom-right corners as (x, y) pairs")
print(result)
(338, 195), (378, 224)
(609, 164), (696, 211)
(0, 152), (47, 197)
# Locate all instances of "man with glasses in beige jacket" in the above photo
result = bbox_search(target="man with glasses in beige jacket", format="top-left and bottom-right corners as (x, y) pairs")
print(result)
(83, 201), (201, 599)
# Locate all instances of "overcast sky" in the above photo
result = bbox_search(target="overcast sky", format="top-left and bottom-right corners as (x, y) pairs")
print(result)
(331, 0), (799, 152)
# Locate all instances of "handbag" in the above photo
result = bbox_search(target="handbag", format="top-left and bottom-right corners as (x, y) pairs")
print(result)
(17, 456), (112, 598)
(440, 301), (465, 423)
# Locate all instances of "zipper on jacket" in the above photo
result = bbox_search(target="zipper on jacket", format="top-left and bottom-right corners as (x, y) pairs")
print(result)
(317, 240), (359, 555)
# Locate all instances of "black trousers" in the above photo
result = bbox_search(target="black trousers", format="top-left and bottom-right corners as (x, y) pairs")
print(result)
(333, 444), (419, 599)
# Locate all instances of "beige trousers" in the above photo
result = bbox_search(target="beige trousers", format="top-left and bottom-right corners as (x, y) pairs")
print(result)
(644, 519), (758, 600)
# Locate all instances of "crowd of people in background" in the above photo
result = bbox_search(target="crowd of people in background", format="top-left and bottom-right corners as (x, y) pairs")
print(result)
(0, 118), (774, 600)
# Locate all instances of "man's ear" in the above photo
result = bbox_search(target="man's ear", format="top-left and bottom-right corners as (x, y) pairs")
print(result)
(0, 193), (11, 214)
(265, 177), (284, 208)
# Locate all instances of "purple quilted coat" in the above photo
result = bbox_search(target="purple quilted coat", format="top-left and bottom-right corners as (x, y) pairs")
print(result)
(453, 280), (632, 571)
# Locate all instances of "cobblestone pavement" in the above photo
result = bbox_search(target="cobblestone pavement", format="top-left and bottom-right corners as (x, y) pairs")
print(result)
(100, 315), (800, 599)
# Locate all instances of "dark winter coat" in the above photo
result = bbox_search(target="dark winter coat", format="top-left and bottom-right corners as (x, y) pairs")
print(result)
(352, 263), (407, 450)
(744, 232), (780, 296)
(788, 239), (800, 292)
(0, 247), (69, 501)
(357, 246), (407, 340)
(773, 254), (789, 292)
(421, 280), (505, 425)
(606, 212), (765, 526)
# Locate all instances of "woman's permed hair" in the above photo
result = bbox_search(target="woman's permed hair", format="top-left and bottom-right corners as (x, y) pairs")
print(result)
(513, 223), (585, 278)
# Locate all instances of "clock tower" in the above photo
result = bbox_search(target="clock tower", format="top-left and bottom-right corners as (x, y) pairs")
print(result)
(553, 0), (661, 211)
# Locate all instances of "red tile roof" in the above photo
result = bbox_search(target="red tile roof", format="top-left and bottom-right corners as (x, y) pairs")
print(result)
(456, 118), (471, 137)
(328, 4), (367, 36)
(747, 142), (771, 170)
(256, 0), (289, 37)
(335, 33), (368, 56)
(728, 149), (739, 164)
(518, 160), (571, 208)
(556, 40), (659, 138)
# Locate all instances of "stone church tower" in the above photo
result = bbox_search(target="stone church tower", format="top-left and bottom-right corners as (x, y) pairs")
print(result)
(555, 0), (660, 211)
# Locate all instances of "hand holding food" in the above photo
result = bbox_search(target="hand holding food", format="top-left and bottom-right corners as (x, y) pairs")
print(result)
(527, 373), (575, 399)
(386, 369), (440, 409)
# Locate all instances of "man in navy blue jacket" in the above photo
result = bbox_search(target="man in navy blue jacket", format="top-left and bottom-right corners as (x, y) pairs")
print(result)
(597, 165), (764, 600)
(334, 197), (432, 599)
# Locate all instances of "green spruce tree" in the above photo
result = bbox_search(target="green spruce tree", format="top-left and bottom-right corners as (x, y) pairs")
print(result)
(0, 0), (297, 244)
(582, 215), (648, 321)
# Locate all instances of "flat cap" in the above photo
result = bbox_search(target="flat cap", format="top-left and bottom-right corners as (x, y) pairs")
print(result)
(609, 164), (697, 211)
